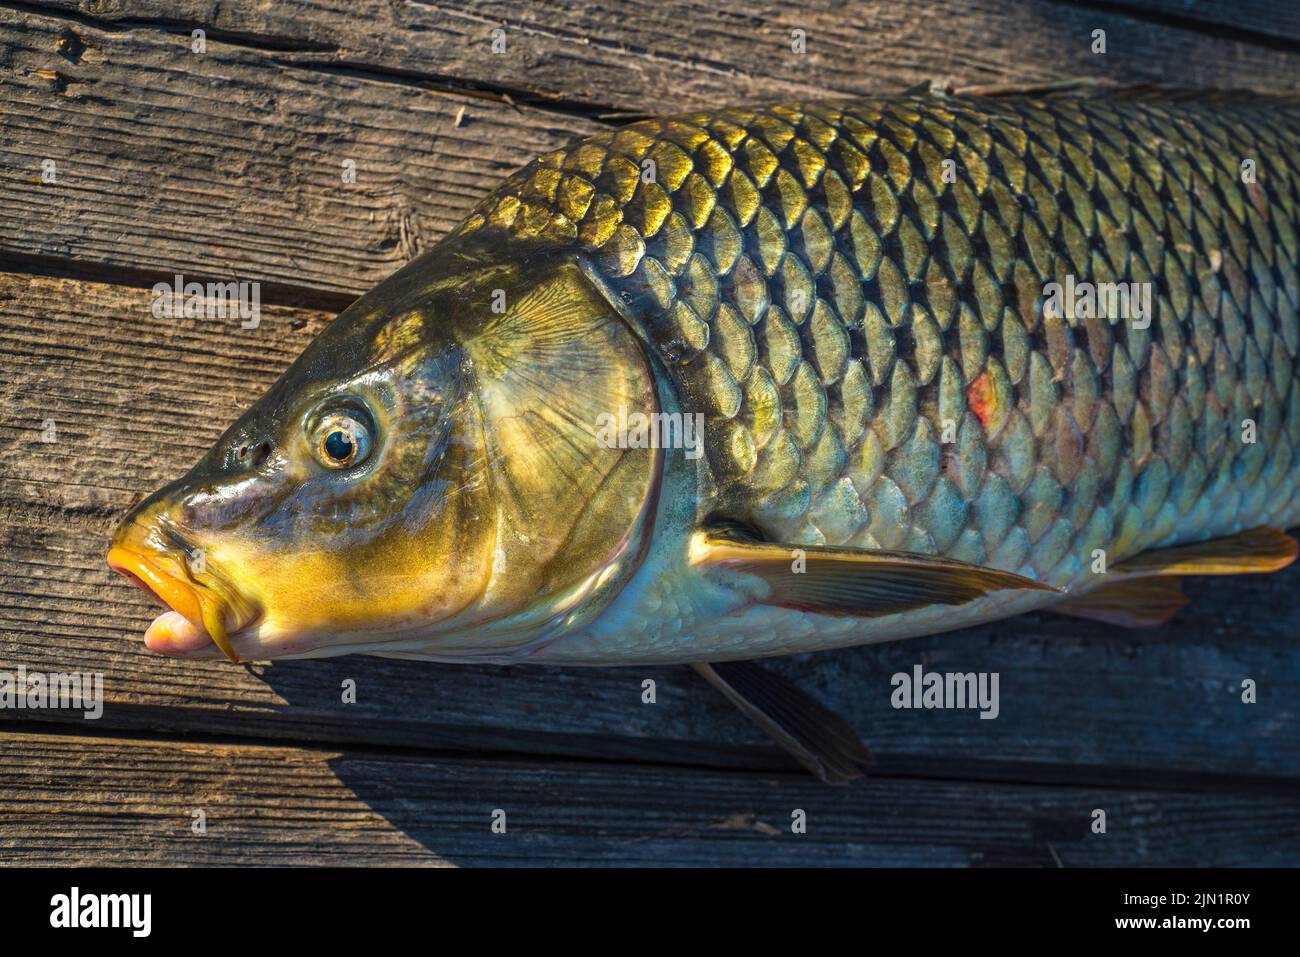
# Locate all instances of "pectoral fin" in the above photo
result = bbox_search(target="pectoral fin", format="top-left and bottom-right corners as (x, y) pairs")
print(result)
(694, 529), (1060, 618)
(691, 661), (873, 784)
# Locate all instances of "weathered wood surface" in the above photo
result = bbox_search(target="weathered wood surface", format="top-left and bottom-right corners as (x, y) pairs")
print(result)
(7, 2), (1300, 298)
(25, 0), (1300, 115)
(1087, 0), (1300, 43)
(5, 731), (1299, 866)
(3, 0), (1300, 865)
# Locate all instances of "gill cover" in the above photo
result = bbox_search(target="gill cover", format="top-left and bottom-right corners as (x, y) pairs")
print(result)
(441, 258), (664, 643)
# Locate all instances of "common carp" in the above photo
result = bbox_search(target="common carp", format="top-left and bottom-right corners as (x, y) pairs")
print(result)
(108, 85), (1300, 780)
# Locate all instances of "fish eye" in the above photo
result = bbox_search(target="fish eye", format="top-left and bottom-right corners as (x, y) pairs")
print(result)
(310, 411), (372, 470)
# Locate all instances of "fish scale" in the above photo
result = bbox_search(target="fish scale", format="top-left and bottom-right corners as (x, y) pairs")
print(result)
(449, 90), (1300, 588)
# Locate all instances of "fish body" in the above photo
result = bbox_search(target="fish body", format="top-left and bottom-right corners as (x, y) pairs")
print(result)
(109, 88), (1300, 669)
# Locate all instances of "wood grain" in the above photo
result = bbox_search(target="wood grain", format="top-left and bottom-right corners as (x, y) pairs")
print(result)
(26, 0), (1300, 113)
(5, 730), (1297, 865)
(0, 6), (603, 295)
(4, 268), (1299, 786)
(1070, 0), (1300, 45)
(7, 2), (1300, 298)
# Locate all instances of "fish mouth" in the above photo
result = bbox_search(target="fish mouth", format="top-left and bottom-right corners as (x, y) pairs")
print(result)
(106, 546), (243, 663)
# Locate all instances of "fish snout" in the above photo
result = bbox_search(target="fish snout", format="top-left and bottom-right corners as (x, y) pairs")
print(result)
(107, 496), (251, 662)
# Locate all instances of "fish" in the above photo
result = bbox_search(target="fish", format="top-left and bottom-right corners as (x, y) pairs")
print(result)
(108, 84), (1300, 781)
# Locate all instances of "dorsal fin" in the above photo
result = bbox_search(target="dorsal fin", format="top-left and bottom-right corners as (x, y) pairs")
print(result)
(944, 78), (1112, 98)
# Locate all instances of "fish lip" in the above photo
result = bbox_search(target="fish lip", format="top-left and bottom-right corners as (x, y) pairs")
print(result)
(106, 546), (244, 663)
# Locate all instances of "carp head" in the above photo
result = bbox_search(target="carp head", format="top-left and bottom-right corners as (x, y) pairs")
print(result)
(107, 244), (663, 662)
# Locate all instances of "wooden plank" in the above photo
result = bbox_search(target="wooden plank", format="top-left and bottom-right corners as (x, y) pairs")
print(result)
(0, 6), (604, 295)
(7, 3), (1300, 297)
(1063, 0), (1300, 46)
(3, 729), (1297, 865)
(25, 0), (1300, 114)
(5, 268), (1300, 784)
